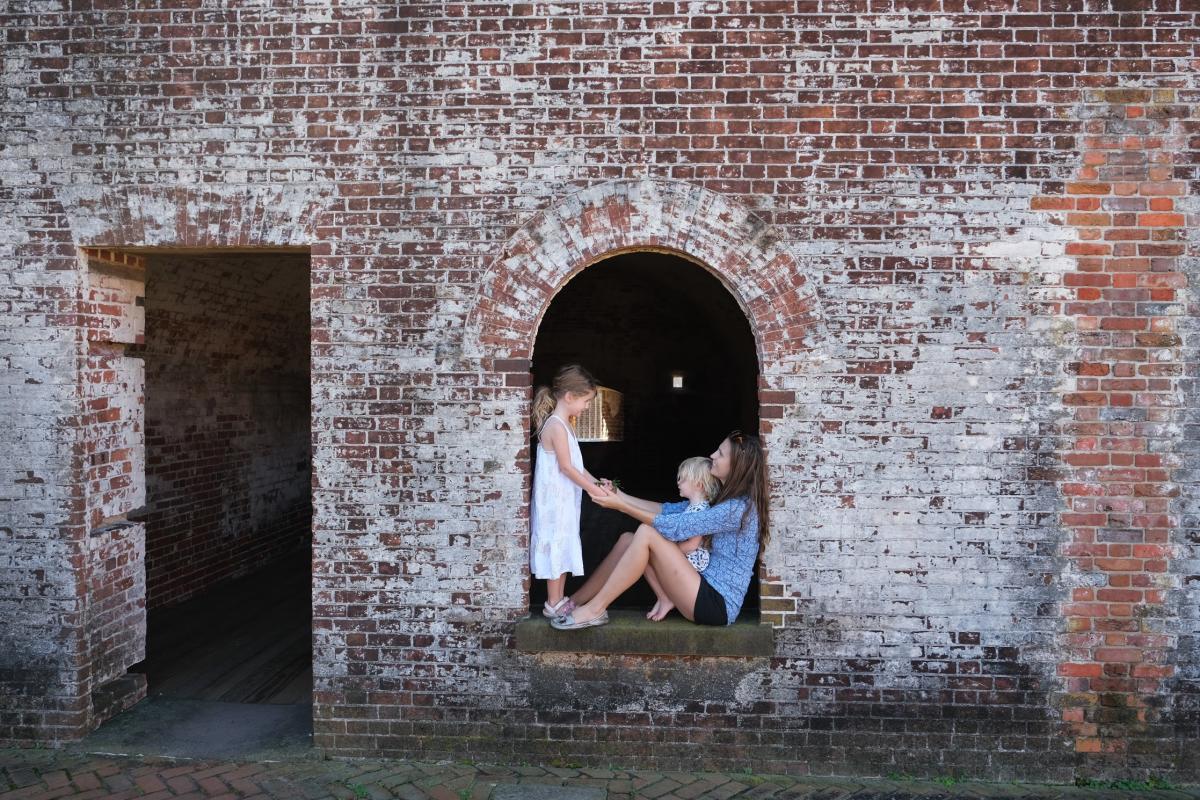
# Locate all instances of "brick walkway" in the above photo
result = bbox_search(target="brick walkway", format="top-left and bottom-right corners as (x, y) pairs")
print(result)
(3, 749), (1198, 800)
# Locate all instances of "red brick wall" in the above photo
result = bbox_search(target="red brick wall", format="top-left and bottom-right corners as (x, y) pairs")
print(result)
(140, 253), (311, 609)
(1, 0), (1198, 781)
(1040, 89), (1193, 766)
(84, 522), (145, 698)
(78, 252), (149, 726)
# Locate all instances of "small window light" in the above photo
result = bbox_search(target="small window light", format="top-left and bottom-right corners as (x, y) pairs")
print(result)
(575, 386), (623, 442)
(671, 372), (684, 390)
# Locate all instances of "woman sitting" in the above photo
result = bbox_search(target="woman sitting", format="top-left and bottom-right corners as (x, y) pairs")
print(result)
(551, 431), (769, 629)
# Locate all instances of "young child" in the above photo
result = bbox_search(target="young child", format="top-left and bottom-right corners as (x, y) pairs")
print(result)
(644, 456), (719, 621)
(530, 364), (611, 619)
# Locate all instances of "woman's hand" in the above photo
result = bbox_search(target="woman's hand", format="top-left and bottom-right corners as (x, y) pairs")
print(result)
(591, 489), (622, 509)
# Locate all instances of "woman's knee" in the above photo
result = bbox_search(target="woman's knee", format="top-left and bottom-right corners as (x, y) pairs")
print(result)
(634, 523), (658, 539)
(634, 523), (667, 545)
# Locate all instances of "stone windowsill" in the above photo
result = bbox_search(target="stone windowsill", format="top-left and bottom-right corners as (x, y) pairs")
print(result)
(515, 609), (774, 657)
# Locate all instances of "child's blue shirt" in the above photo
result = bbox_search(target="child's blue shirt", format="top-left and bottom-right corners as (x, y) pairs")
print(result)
(653, 497), (759, 623)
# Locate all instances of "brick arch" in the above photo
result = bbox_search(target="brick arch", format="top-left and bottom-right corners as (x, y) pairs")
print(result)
(55, 183), (335, 248)
(465, 179), (825, 367)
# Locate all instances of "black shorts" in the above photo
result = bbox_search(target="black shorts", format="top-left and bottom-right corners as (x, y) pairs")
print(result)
(692, 577), (728, 626)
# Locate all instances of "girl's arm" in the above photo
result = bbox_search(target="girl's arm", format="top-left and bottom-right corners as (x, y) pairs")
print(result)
(544, 423), (607, 500)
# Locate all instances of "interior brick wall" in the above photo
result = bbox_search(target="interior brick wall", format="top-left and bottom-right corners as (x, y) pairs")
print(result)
(139, 253), (311, 609)
(84, 522), (145, 701)
(1, 0), (1197, 781)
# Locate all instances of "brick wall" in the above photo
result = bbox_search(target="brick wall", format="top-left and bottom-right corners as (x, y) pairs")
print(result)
(84, 522), (145, 706)
(1, 0), (1198, 781)
(0, 187), (91, 744)
(77, 252), (148, 726)
(1040, 89), (1192, 767)
(140, 253), (311, 609)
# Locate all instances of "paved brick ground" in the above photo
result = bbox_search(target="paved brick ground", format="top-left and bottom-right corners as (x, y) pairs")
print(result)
(3, 750), (1199, 800)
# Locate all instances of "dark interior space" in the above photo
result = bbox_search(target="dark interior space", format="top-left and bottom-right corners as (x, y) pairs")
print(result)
(133, 251), (312, 705)
(531, 251), (759, 615)
(132, 554), (311, 704)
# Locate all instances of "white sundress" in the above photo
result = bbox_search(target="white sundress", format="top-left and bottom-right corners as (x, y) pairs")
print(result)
(530, 414), (585, 580)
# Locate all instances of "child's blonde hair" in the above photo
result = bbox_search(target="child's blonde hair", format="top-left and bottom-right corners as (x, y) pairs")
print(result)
(532, 364), (598, 436)
(677, 456), (719, 501)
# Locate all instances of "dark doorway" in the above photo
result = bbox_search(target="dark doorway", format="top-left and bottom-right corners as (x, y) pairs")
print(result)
(531, 251), (759, 615)
(132, 251), (312, 707)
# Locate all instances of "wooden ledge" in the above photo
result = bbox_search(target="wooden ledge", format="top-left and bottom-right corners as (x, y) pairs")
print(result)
(515, 609), (774, 657)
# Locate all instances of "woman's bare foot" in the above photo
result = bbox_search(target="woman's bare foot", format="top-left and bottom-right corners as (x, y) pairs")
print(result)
(648, 599), (674, 621)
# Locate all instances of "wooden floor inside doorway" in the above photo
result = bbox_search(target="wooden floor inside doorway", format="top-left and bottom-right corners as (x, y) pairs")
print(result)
(136, 553), (312, 705)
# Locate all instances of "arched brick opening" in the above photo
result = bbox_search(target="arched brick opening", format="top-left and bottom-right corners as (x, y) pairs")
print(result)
(467, 180), (823, 366)
(530, 249), (762, 614)
(465, 179), (825, 621)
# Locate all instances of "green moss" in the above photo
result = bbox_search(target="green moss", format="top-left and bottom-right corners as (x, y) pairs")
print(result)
(515, 609), (774, 657)
(1074, 776), (1176, 791)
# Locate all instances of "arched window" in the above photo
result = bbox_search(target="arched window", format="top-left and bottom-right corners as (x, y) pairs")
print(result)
(531, 250), (759, 616)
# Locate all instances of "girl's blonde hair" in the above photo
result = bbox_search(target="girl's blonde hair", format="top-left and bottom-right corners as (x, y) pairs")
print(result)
(532, 364), (598, 437)
(677, 456), (719, 501)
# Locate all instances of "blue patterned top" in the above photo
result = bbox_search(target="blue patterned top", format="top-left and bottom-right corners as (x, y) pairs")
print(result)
(653, 497), (759, 623)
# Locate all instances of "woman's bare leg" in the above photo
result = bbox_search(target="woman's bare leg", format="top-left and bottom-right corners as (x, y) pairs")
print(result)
(568, 524), (701, 624)
(568, 531), (633, 606)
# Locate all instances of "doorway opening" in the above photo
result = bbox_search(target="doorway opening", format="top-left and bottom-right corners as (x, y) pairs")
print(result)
(131, 250), (312, 708)
(531, 250), (759, 616)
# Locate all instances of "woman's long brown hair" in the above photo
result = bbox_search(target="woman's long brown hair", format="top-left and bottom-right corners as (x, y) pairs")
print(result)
(709, 430), (770, 551)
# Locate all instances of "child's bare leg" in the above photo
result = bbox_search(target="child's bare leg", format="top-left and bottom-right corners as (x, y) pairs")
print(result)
(547, 574), (567, 606)
(643, 561), (672, 623)
(644, 563), (677, 621)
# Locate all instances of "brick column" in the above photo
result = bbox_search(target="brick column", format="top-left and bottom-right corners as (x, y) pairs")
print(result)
(78, 248), (148, 727)
(1043, 89), (1189, 758)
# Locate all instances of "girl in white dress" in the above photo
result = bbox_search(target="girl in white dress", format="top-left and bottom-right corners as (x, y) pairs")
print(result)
(531, 364), (611, 618)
